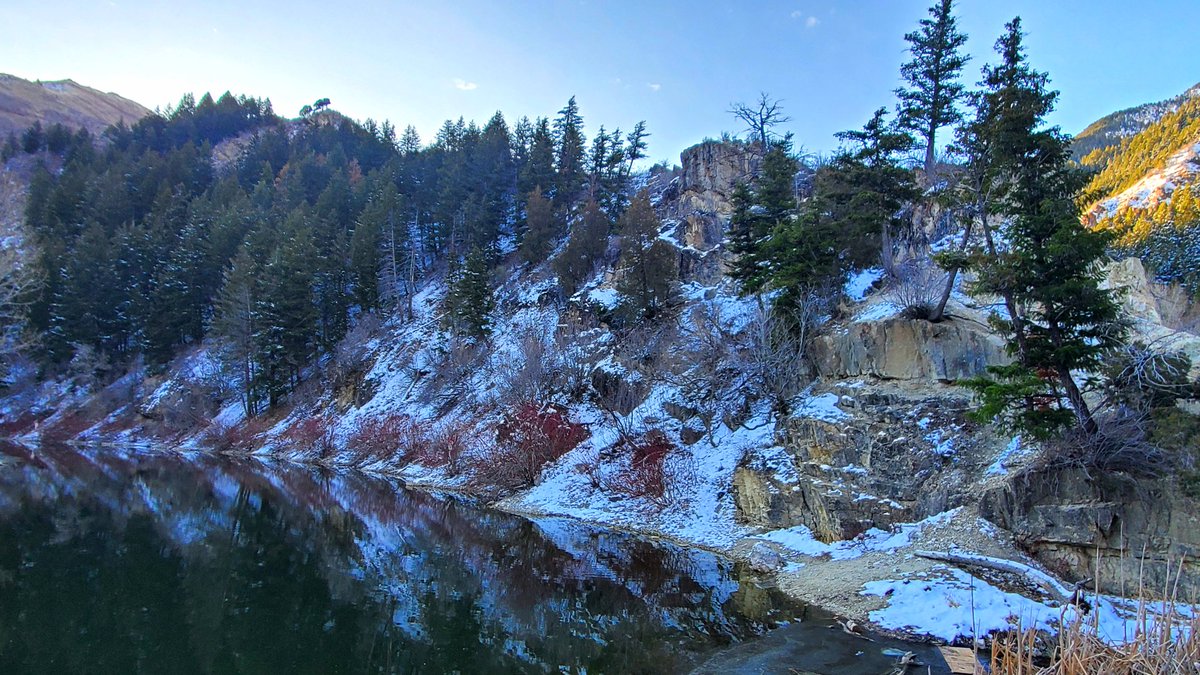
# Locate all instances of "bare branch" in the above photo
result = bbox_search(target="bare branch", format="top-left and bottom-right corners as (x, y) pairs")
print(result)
(728, 93), (793, 149)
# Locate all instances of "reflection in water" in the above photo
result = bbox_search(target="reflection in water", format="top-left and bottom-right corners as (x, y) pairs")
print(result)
(0, 443), (940, 674)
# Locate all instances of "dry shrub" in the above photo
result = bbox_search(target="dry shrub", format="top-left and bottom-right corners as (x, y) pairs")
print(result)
(573, 446), (603, 489)
(471, 402), (590, 493)
(744, 302), (818, 416)
(346, 414), (425, 464)
(279, 415), (337, 458)
(1041, 410), (1175, 477)
(888, 257), (946, 320)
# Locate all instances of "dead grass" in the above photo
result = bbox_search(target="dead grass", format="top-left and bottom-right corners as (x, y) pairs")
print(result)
(989, 559), (1200, 674)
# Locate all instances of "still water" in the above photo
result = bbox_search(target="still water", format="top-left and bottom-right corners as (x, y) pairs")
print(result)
(0, 443), (945, 674)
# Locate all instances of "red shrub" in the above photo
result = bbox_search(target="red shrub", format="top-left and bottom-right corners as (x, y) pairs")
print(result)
(280, 415), (336, 458)
(39, 409), (97, 442)
(0, 411), (51, 437)
(410, 421), (470, 475)
(475, 402), (590, 493)
(201, 415), (273, 453)
(607, 431), (677, 506)
(346, 414), (427, 464)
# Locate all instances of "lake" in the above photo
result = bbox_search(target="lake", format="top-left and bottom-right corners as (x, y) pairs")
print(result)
(0, 442), (946, 674)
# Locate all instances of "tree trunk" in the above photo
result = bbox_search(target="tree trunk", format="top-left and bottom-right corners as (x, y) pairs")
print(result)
(1058, 366), (1098, 435)
(929, 213), (975, 322)
(981, 217), (1029, 360)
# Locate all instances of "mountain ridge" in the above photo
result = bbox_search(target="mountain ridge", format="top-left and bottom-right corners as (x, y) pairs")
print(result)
(1072, 81), (1200, 163)
(0, 73), (150, 140)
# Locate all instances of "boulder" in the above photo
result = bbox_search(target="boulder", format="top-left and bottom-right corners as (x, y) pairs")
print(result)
(746, 541), (785, 573)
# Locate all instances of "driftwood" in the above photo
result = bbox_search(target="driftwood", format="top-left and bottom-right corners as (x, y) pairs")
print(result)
(915, 550), (1082, 606)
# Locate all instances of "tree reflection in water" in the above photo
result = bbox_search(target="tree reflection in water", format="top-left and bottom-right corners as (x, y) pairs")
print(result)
(0, 442), (812, 674)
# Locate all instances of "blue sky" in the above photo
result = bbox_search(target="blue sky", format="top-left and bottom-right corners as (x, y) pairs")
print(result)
(3, 1), (1197, 163)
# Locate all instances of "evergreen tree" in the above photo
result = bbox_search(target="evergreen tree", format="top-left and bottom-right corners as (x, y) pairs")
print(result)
(398, 125), (422, 155)
(212, 247), (262, 416)
(616, 190), (677, 320)
(727, 141), (800, 294)
(53, 223), (122, 355)
(896, 0), (970, 177)
(553, 198), (609, 296)
(963, 18), (1124, 439)
(518, 117), (556, 207)
(553, 96), (587, 209)
(468, 111), (514, 249)
(820, 109), (919, 268)
(21, 121), (44, 154)
(519, 187), (557, 264)
(256, 212), (319, 405)
(444, 247), (494, 338)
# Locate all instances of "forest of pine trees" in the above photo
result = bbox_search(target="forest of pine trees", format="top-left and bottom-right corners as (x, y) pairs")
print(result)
(14, 90), (649, 415)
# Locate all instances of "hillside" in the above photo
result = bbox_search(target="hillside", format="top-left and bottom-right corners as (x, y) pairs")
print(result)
(1083, 89), (1200, 292)
(0, 73), (149, 139)
(1072, 81), (1200, 163)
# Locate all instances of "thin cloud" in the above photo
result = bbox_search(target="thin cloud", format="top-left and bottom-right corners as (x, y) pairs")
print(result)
(453, 78), (478, 91)
(805, 16), (819, 28)
(647, 83), (662, 92)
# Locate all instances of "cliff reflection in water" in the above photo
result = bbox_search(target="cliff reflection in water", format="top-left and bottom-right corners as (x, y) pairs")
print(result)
(0, 443), (803, 674)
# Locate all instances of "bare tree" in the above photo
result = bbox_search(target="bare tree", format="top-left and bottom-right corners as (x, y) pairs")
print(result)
(728, 93), (792, 149)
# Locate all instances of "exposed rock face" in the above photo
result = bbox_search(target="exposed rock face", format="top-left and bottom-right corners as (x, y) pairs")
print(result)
(981, 467), (1200, 598)
(810, 316), (1011, 382)
(1103, 258), (1200, 376)
(657, 141), (761, 283)
(733, 389), (980, 541)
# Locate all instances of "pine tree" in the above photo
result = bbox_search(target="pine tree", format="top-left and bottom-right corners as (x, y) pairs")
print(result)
(616, 190), (677, 320)
(727, 141), (800, 294)
(553, 96), (587, 209)
(554, 198), (610, 296)
(519, 187), (557, 264)
(212, 247), (262, 416)
(896, 0), (970, 177)
(519, 117), (556, 206)
(398, 125), (422, 155)
(820, 109), (919, 268)
(468, 111), (514, 249)
(726, 181), (768, 292)
(963, 18), (1124, 439)
(53, 223), (122, 356)
(255, 212), (319, 405)
(445, 247), (494, 338)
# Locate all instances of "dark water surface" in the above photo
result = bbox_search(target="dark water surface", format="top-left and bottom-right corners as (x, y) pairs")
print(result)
(0, 442), (946, 674)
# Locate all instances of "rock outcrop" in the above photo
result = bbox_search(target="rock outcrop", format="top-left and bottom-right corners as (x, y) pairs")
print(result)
(734, 388), (983, 541)
(981, 466), (1200, 599)
(810, 316), (1011, 382)
(1103, 258), (1200, 377)
(658, 141), (762, 282)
